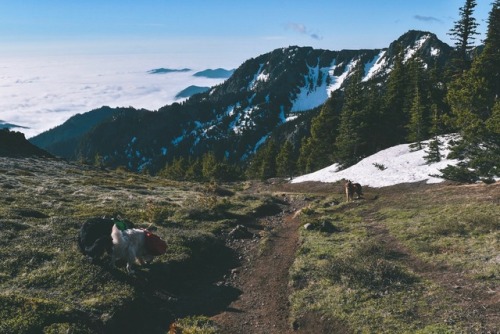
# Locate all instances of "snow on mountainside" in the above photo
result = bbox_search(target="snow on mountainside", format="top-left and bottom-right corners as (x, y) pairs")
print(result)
(289, 30), (449, 113)
(292, 135), (459, 188)
(31, 30), (454, 172)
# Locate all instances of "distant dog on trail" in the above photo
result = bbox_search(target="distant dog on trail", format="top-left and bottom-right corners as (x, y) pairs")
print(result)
(345, 180), (363, 202)
(77, 217), (133, 262)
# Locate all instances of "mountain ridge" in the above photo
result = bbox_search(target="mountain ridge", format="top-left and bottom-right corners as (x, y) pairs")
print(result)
(30, 30), (454, 172)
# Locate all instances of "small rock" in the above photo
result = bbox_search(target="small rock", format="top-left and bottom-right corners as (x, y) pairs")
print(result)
(304, 223), (313, 230)
(229, 225), (254, 239)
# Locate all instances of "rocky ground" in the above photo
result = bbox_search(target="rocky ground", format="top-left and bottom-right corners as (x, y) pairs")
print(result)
(212, 193), (306, 333)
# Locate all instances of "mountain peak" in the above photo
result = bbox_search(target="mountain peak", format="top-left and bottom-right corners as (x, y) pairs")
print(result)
(30, 30), (455, 172)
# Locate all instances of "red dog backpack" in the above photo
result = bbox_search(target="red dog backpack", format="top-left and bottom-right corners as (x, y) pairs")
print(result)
(144, 230), (167, 255)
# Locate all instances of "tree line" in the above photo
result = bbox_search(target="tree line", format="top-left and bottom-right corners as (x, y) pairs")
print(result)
(158, 0), (499, 183)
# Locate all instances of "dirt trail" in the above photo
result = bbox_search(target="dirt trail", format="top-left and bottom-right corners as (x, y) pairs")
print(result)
(211, 196), (305, 333)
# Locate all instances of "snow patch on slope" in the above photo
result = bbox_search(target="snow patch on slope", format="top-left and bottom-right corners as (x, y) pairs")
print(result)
(248, 64), (266, 90)
(328, 59), (357, 94)
(404, 34), (431, 62)
(292, 135), (459, 187)
(291, 62), (330, 112)
(291, 58), (360, 113)
(363, 51), (387, 82)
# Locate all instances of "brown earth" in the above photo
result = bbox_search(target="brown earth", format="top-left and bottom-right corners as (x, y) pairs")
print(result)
(210, 181), (338, 333)
(209, 181), (499, 334)
(211, 192), (307, 333)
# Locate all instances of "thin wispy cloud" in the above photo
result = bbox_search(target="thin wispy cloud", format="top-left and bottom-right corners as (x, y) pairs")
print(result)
(414, 15), (442, 23)
(286, 22), (323, 40)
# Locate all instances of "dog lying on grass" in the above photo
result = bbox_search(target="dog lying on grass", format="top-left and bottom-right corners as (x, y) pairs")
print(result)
(111, 224), (166, 274)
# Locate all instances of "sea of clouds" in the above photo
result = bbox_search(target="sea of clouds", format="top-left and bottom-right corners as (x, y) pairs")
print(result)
(0, 54), (229, 138)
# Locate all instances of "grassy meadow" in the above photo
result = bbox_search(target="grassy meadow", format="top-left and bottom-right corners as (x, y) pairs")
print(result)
(0, 157), (283, 333)
(0, 157), (498, 333)
(289, 181), (499, 333)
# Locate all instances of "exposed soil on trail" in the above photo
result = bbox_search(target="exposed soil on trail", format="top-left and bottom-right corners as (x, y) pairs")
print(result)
(209, 181), (499, 334)
(211, 191), (309, 334)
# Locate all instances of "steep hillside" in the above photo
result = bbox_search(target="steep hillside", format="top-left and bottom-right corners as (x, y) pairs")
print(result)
(30, 107), (143, 159)
(0, 129), (53, 158)
(31, 30), (453, 172)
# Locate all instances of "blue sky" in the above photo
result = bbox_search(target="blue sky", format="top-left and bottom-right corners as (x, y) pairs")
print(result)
(0, 0), (492, 66)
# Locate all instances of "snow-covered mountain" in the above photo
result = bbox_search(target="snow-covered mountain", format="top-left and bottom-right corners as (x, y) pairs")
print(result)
(292, 135), (459, 187)
(31, 30), (453, 172)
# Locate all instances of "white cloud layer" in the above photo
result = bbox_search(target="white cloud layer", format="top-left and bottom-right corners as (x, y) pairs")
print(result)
(0, 54), (228, 138)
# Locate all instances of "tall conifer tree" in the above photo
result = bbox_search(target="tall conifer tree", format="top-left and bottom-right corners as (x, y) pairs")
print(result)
(444, 1), (500, 181)
(276, 140), (296, 179)
(335, 65), (367, 167)
(479, 0), (500, 100)
(449, 0), (479, 72)
(424, 105), (443, 164)
(407, 59), (430, 149)
(381, 43), (410, 147)
(297, 94), (340, 172)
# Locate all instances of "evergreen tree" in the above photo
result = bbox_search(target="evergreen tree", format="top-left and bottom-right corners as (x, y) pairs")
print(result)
(381, 43), (411, 147)
(363, 80), (384, 153)
(447, 66), (489, 139)
(161, 156), (187, 180)
(407, 85), (426, 150)
(212, 157), (243, 182)
(428, 59), (452, 134)
(478, 0), (500, 101)
(406, 59), (429, 150)
(335, 66), (368, 167)
(246, 139), (278, 180)
(486, 100), (500, 134)
(298, 95), (340, 172)
(201, 152), (218, 181)
(309, 94), (341, 170)
(448, 0), (479, 72)
(424, 104), (443, 164)
(297, 137), (313, 174)
(276, 140), (296, 179)
(185, 158), (203, 181)
(93, 153), (104, 169)
(259, 139), (278, 180)
(443, 1), (500, 181)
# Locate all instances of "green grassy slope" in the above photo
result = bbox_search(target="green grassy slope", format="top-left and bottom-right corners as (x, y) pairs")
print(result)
(289, 182), (499, 333)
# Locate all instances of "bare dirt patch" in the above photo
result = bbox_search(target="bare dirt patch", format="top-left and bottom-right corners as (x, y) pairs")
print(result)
(211, 194), (307, 333)
(210, 181), (499, 333)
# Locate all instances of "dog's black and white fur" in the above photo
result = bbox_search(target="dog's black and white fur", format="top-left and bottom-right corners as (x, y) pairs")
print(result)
(78, 217), (115, 261)
(77, 217), (134, 262)
(111, 224), (153, 274)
